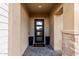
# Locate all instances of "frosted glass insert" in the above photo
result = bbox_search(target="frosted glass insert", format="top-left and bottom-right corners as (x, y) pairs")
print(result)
(37, 32), (40, 35)
(36, 26), (42, 30)
(36, 21), (42, 25)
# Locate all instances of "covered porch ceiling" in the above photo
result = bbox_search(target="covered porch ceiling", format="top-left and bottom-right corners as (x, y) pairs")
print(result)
(22, 3), (61, 15)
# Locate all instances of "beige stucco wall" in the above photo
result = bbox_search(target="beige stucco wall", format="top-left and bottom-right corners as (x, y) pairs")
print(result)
(63, 4), (74, 33)
(9, 3), (21, 56)
(49, 4), (63, 50)
(54, 14), (63, 51)
(9, 3), (29, 56)
(20, 4), (29, 55)
(49, 13), (54, 49)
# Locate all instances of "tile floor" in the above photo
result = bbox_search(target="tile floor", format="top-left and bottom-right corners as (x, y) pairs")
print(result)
(23, 46), (62, 56)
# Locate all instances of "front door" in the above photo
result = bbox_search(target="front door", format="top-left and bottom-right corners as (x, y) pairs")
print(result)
(35, 19), (44, 44)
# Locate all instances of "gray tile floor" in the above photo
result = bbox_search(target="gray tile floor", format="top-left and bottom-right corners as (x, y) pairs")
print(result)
(23, 46), (62, 56)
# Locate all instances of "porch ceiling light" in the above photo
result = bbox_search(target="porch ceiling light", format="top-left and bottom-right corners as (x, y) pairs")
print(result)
(38, 5), (42, 8)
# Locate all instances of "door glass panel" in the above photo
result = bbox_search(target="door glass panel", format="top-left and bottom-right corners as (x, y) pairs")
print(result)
(37, 32), (40, 35)
(36, 26), (42, 30)
(37, 32), (42, 36)
(36, 21), (42, 25)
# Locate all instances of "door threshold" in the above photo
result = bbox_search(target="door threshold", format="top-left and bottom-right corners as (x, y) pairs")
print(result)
(33, 44), (45, 47)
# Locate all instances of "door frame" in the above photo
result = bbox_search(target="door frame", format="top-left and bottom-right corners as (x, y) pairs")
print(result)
(34, 19), (44, 43)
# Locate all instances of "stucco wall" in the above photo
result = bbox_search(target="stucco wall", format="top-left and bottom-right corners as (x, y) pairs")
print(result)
(54, 14), (63, 51)
(9, 3), (29, 56)
(49, 5), (63, 50)
(63, 4), (74, 33)
(9, 3), (21, 56)
(49, 13), (54, 49)
(20, 4), (29, 55)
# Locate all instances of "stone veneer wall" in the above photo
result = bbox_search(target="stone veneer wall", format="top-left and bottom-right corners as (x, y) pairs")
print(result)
(75, 34), (79, 55)
(62, 32), (75, 56)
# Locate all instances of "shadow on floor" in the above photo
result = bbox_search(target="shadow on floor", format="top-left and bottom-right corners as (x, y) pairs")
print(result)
(23, 46), (62, 56)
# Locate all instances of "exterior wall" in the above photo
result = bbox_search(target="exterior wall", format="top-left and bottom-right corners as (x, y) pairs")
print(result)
(9, 3), (29, 56)
(63, 4), (74, 32)
(49, 13), (54, 49)
(20, 4), (29, 55)
(9, 3), (21, 56)
(54, 14), (63, 52)
(74, 4), (79, 55)
(49, 4), (63, 50)
(0, 3), (8, 56)
(62, 3), (75, 56)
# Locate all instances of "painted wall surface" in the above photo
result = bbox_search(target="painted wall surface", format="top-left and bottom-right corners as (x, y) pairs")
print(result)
(9, 3), (21, 56)
(49, 13), (54, 49)
(9, 4), (29, 56)
(20, 4), (29, 55)
(0, 3), (8, 56)
(49, 4), (63, 49)
(63, 4), (74, 33)
(54, 14), (63, 51)
(49, 8), (63, 52)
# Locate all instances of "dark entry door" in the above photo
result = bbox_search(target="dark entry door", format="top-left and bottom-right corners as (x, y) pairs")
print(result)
(35, 19), (44, 44)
